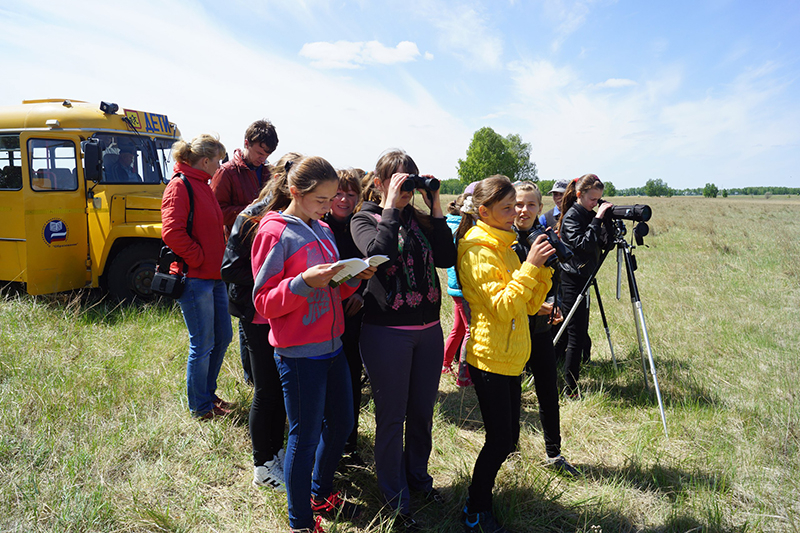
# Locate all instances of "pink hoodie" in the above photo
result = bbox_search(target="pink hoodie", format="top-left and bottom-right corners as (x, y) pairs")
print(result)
(251, 211), (358, 357)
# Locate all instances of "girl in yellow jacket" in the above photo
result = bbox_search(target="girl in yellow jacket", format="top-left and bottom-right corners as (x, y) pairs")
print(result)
(455, 175), (554, 533)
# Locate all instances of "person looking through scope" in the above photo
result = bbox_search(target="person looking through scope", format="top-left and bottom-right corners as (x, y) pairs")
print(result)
(556, 174), (614, 398)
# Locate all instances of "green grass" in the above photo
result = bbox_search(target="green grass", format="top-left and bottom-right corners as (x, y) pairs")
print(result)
(1, 196), (799, 532)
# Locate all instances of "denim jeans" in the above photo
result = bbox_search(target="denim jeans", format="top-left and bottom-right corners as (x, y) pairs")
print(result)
(178, 278), (233, 416)
(275, 351), (354, 530)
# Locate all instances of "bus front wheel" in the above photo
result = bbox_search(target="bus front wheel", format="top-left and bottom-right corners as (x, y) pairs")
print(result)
(106, 242), (161, 303)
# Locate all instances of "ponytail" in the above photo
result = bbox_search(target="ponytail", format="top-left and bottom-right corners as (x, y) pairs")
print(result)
(556, 173), (603, 233)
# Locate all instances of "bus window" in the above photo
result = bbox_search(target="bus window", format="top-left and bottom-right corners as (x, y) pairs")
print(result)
(28, 139), (78, 192)
(0, 135), (22, 190)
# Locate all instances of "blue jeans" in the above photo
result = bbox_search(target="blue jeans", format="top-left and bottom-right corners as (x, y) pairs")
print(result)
(275, 351), (354, 530)
(178, 278), (233, 416)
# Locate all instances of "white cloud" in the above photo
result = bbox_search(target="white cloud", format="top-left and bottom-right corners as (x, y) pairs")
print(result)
(408, 1), (503, 69)
(544, 0), (602, 52)
(503, 58), (800, 188)
(0, 1), (470, 180)
(591, 78), (638, 89)
(300, 40), (421, 69)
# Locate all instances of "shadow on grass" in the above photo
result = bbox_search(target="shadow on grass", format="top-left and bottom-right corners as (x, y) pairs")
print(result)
(577, 356), (722, 410)
(582, 460), (732, 503)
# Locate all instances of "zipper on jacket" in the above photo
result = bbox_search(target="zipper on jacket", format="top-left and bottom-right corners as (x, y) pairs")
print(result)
(506, 318), (515, 351)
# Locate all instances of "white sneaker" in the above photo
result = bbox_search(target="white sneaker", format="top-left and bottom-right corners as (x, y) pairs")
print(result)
(253, 456), (285, 491)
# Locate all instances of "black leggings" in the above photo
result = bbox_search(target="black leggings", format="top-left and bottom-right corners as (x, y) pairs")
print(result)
(240, 320), (286, 465)
(526, 324), (562, 458)
(467, 364), (521, 513)
(560, 271), (591, 394)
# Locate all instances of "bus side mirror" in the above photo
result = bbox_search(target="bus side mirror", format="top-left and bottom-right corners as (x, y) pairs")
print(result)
(81, 139), (104, 182)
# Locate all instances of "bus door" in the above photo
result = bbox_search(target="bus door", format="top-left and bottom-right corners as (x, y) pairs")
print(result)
(0, 134), (25, 284)
(21, 132), (89, 295)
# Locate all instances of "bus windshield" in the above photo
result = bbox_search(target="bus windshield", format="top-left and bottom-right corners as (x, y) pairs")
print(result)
(94, 133), (172, 184)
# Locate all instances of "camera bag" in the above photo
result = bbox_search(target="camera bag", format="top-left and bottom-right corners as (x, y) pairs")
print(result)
(152, 175), (194, 299)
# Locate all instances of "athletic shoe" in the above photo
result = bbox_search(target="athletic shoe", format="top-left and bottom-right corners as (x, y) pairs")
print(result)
(310, 491), (362, 520)
(253, 455), (286, 491)
(546, 455), (582, 477)
(341, 450), (367, 468)
(463, 508), (514, 533)
(396, 513), (422, 531)
(291, 515), (325, 533)
(422, 488), (445, 504)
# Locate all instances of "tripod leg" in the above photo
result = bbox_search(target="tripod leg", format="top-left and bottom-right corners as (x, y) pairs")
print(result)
(634, 300), (668, 438)
(631, 299), (649, 388)
(592, 279), (617, 371)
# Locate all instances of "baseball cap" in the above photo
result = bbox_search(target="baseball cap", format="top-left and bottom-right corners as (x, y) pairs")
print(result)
(549, 179), (569, 194)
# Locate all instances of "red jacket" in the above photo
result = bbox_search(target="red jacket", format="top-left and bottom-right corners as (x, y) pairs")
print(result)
(210, 148), (269, 236)
(161, 162), (226, 280)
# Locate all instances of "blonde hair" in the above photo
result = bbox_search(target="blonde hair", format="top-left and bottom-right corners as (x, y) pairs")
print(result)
(172, 134), (225, 166)
(514, 181), (542, 204)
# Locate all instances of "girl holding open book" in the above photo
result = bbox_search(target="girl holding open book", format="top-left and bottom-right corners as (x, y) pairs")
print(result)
(350, 149), (456, 528)
(251, 156), (375, 533)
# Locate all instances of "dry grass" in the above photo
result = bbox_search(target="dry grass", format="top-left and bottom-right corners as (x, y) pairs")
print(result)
(1, 196), (798, 532)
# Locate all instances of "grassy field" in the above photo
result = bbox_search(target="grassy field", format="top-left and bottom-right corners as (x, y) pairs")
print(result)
(1, 196), (798, 532)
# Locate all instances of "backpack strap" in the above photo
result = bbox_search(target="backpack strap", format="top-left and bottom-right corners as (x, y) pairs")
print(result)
(178, 174), (194, 237)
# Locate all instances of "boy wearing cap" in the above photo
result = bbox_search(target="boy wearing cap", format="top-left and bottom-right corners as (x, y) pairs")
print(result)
(539, 179), (568, 229)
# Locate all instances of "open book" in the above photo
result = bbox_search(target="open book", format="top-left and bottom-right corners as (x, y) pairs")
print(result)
(329, 255), (389, 287)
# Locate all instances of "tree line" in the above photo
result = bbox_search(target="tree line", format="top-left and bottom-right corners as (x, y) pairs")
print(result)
(447, 127), (796, 198)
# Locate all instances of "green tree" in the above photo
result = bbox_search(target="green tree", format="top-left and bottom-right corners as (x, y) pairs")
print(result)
(439, 179), (463, 195)
(457, 127), (537, 184)
(644, 178), (672, 197)
(722, 189), (728, 198)
(604, 181), (617, 197)
(703, 183), (719, 198)
(504, 133), (538, 181)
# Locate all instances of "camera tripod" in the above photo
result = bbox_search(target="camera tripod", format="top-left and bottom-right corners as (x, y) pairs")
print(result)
(552, 219), (668, 437)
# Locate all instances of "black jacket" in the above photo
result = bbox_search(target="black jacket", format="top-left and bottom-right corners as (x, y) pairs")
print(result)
(350, 201), (456, 326)
(512, 224), (560, 334)
(220, 199), (267, 322)
(560, 203), (613, 279)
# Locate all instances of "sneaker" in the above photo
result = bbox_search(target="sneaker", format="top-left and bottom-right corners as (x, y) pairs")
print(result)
(253, 456), (286, 491)
(396, 513), (422, 531)
(463, 509), (514, 533)
(291, 515), (325, 533)
(441, 365), (454, 375)
(422, 488), (445, 505)
(341, 450), (366, 468)
(311, 491), (362, 520)
(546, 455), (582, 478)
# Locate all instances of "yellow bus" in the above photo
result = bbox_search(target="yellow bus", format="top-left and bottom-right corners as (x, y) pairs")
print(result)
(0, 99), (181, 301)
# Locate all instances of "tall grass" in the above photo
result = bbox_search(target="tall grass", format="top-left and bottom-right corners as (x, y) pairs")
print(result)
(1, 196), (798, 532)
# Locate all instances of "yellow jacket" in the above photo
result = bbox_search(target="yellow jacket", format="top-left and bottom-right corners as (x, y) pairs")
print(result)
(458, 220), (553, 376)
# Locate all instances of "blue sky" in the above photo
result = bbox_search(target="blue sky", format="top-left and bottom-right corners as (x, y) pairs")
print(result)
(1, 0), (798, 189)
